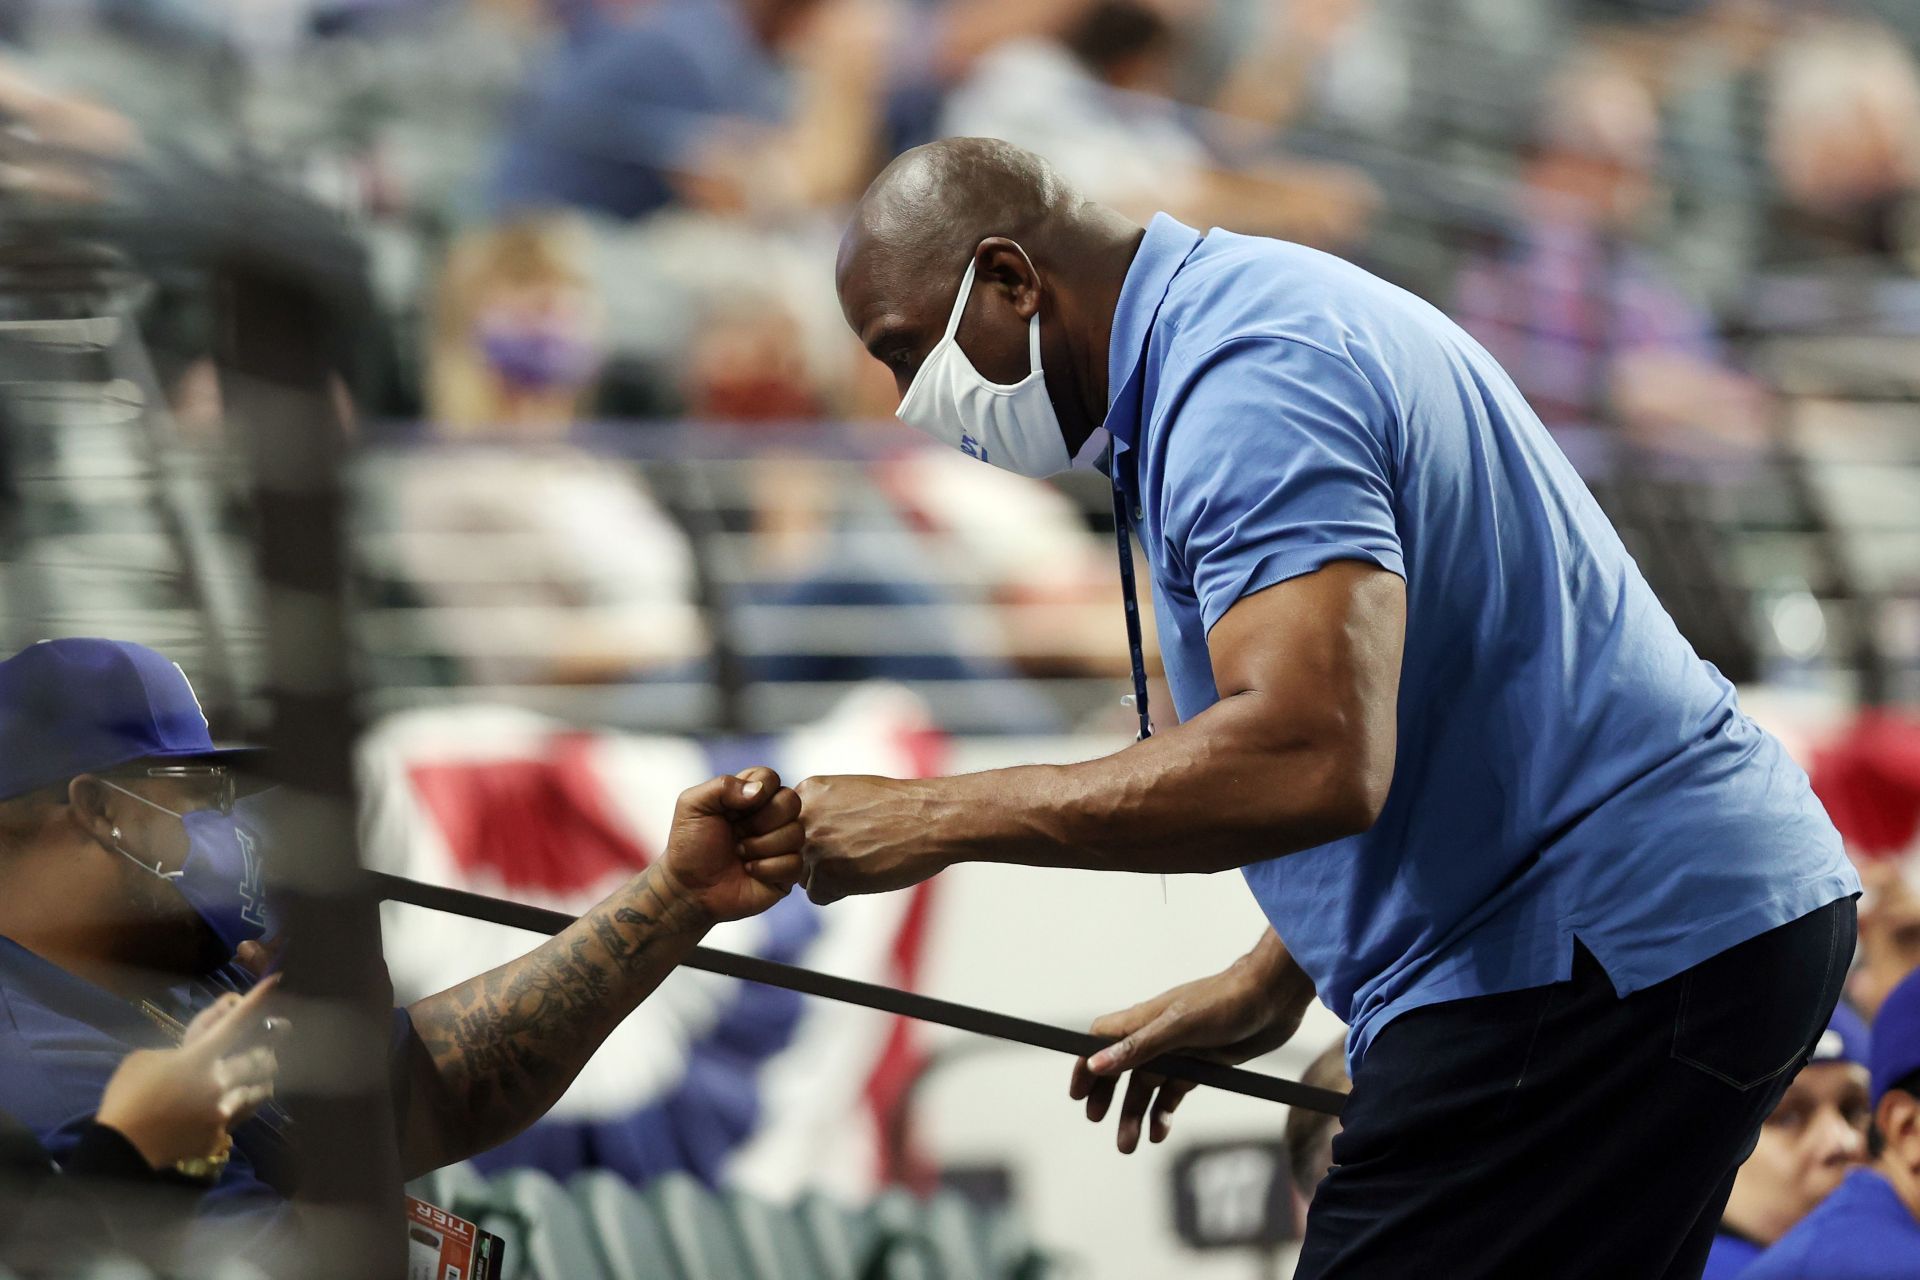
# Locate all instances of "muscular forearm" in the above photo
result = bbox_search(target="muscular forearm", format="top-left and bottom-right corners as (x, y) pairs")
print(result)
(400, 865), (710, 1174)
(914, 690), (1381, 876)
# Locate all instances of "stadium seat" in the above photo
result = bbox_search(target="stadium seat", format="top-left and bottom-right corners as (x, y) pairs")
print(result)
(864, 1190), (944, 1280)
(922, 1192), (993, 1280)
(493, 1167), (614, 1280)
(727, 1188), (830, 1280)
(979, 1206), (1051, 1280)
(646, 1171), (759, 1279)
(795, 1191), (879, 1280)
(409, 1158), (494, 1223)
(571, 1169), (685, 1280)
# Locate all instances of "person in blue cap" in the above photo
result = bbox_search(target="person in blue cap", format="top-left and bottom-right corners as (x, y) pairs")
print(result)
(1745, 967), (1920, 1279)
(1703, 1003), (1873, 1278)
(0, 637), (807, 1267)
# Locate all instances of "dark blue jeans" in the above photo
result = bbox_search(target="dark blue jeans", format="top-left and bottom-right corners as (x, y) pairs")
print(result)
(1295, 897), (1857, 1280)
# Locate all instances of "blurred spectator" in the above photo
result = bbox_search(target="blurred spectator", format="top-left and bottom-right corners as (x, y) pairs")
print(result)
(491, 0), (890, 221)
(1658, 0), (1790, 307)
(1743, 969), (1920, 1278)
(939, 0), (1378, 250)
(1453, 51), (1767, 456)
(384, 217), (708, 687)
(732, 444), (1062, 731)
(478, 0), (647, 45)
(426, 217), (605, 433)
(1207, 0), (1407, 137)
(1282, 1036), (1352, 1231)
(682, 294), (830, 420)
(1454, 51), (1767, 681)
(1853, 862), (1920, 1024)
(1809, 713), (1920, 1020)
(1704, 1004), (1872, 1278)
(1765, 19), (1920, 273)
(875, 450), (1132, 679)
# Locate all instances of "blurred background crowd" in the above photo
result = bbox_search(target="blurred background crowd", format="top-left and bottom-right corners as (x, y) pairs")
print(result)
(5, 0), (1920, 736)
(3, 0), (1920, 1276)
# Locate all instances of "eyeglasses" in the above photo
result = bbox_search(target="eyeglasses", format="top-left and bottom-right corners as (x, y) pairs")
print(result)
(103, 763), (237, 816)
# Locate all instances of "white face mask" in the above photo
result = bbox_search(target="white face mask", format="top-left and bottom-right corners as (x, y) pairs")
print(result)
(895, 249), (1107, 478)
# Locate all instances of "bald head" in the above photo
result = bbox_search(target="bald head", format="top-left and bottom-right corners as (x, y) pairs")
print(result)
(839, 138), (1076, 298)
(837, 138), (1144, 452)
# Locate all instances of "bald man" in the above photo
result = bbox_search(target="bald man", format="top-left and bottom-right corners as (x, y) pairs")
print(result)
(776, 139), (1859, 1278)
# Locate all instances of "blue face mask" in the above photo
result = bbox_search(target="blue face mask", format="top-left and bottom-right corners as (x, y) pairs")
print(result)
(103, 781), (276, 957)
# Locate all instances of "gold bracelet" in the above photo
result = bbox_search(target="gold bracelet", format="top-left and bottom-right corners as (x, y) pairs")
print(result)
(173, 1131), (232, 1181)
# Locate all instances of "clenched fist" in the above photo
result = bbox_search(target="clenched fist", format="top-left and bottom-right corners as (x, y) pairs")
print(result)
(769, 775), (953, 906)
(658, 767), (808, 923)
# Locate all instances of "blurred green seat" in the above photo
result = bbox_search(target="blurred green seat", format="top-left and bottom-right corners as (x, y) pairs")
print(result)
(727, 1188), (828, 1280)
(863, 1190), (943, 1280)
(571, 1169), (684, 1280)
(922, 1192), (993, 1280)
(796, 1191), (878, 1280)
(409, 1164), (1060, 1280)
(494, 1167), (613, 1280)
(646, 1171), (757, 1280)
(979, 1205), (1054, 1280)
(409, 1158), (493, 1223)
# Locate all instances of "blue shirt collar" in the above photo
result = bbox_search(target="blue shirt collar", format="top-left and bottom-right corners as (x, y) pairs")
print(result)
(1101, 212), (1205, 449)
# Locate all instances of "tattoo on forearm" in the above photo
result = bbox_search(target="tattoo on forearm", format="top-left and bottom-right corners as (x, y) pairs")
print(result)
(586, 876), (688, 977)
(410, 866), (706, 1154)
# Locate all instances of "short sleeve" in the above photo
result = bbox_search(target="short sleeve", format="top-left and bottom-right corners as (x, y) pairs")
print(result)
(1158, 337), (1404, 632)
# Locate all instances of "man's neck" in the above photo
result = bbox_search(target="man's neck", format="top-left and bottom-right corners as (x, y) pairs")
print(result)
(0, 873), (201, 1001)
(1062, 215), (1149, 453)
(0, 923), (164, 1002)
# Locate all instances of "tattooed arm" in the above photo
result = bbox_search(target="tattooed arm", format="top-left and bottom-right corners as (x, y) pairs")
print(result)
(398, 768), (806, 1175)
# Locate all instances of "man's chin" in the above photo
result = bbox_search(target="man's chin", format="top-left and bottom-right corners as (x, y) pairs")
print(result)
(119, 885), (223, 975)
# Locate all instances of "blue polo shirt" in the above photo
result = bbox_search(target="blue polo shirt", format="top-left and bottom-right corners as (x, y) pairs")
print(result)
(491, 0), (790, 220)
(1104, 214), (1857, 1066)
(1742, 1169), (1920, 1279)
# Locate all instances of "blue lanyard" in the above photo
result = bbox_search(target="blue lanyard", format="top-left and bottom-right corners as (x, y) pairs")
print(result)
(1112, 470), (1153, 741)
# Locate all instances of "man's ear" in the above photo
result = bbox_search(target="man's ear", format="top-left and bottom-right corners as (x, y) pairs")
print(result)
(1878, 1092), (1920, 1170)
(66, 774), (116, 844)
(973, 237), (1043, 320)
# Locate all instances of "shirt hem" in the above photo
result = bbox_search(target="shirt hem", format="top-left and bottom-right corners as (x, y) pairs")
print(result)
(1346, 869), (1859, 1067)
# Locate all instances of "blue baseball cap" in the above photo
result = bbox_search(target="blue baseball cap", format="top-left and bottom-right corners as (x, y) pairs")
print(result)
(1809, 1002), (1871, 1070)
(0, 638), (258, 801)
(1871, 967), (1920, 1106)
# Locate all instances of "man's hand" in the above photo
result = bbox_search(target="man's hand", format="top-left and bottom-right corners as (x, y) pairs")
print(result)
(658, 767), (807, 923)
(1071, 934), (1316, 1153)
(787, 775), (950, 906)
(96, 977), (281, 1170)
